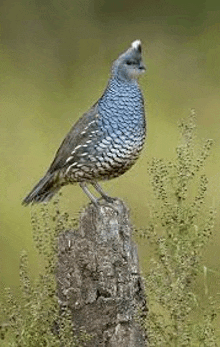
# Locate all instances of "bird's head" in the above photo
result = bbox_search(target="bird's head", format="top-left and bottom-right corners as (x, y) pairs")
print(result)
(112, 40), (146, 81)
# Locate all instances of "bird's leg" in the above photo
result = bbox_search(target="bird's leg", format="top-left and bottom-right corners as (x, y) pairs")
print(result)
(79, 182), (99, 207)
(80, 182), (119, 213)
(91, 182), (116, 203)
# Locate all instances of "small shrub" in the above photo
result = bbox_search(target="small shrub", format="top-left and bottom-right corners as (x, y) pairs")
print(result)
(0, 198), (91, 346)
(138, 113), (219, 346)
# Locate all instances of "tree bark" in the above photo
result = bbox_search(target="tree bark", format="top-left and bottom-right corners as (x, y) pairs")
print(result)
(57, 199), (148, 346)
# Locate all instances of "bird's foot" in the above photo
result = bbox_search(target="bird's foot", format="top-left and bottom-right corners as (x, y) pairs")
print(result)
(95, 197), (124, 215)
(80, 182), (123, 214)
(101, 195), (117, 204)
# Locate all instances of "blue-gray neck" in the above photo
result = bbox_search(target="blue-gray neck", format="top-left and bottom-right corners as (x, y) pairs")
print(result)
(98, 77), (145, 130)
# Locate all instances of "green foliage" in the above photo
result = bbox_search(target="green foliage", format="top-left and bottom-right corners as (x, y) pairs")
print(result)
(1, 114), (219, 346)
(0, 198), (91, 346)
(139, 113), (219, 346)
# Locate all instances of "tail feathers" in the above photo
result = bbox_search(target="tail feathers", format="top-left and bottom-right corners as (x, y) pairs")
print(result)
(22, 173), (60, 205)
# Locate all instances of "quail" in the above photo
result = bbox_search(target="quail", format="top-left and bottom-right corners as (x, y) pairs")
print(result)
(23, 40), (146, 206)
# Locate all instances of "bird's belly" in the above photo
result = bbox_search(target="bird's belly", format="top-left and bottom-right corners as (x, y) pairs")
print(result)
(64, 136), (144, 182)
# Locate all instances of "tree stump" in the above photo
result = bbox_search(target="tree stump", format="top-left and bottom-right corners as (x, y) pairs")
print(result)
(57, 199), (148, 346)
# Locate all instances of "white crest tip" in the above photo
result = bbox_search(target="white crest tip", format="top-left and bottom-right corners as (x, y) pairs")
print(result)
(131, 40), (141, 49)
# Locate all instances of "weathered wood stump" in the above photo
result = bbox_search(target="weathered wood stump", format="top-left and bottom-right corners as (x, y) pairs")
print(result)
(57, 199), (147, 346)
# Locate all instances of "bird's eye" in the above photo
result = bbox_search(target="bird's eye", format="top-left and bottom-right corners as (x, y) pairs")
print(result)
(126, 60), (135, 65)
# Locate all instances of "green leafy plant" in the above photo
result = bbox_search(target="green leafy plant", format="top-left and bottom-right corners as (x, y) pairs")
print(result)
(1, 113), (219, 346)
(0, 200), (91, 346)
(139, 113), (219, 346)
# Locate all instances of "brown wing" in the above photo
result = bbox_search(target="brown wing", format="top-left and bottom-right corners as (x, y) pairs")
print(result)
(48, 102), (99, 173)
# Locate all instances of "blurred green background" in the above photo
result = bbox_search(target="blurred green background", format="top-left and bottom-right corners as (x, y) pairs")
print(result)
(1, 0), (220, 318)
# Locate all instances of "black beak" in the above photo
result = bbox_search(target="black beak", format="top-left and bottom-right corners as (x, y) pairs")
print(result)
(139, 62), (146, 71)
